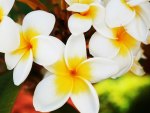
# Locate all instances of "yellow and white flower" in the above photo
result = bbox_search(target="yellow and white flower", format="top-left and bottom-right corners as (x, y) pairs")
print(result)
(105, 0), (150, 42)
(65, 0), (105, 35)
(89, 26), (141, 78)
(0, 0), (20, 53)
(33, 34), (119, 113)
(5, 10), (64, 86)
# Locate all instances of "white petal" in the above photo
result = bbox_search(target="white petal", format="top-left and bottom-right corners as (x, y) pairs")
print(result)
(5, 50), (25, 70)
(125, 15), (148, 42)
(67, 3), (89, 12)
(68, 13), (92, 35)
(23, 10), (55, 36)
(131, 61), (145, 76)
(31, 35), (65, 66)
(127, 0), (149, 6)
(147, 31), (150, 44)
(129, 41), (141, 56)
(71, 77), (99, 113)
(13, 50), (33, 86)
(138, 2), (150, 28)
(77, 58), (119, 83)
(92, 3), (105, 26)
(89, 32), (119, 58)
(112, 46), (134, 78)
(0, 16), (20, 53)
(33, 75), (72, 112)
(0, 0), (15, 15)
(106, 0), (135, 27)
(65, 0), (72, 5)
(94, 23), (116, 39)
(65, 34), (87, 69)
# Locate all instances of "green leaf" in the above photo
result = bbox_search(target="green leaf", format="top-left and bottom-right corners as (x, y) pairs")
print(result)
(0, 71), (20, 113)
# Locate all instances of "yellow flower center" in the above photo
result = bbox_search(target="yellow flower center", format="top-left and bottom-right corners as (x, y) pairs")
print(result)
(112, 27), (137, 56)
(74, 5), (99, 21)
(0, 7), (4, 22)
(50, 57), (91, 95)
(70, 69), (77, 76)
(11, 28), (39, 60)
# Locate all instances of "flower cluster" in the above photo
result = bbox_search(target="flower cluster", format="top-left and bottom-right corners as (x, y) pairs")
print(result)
(0, 0), (150, 113)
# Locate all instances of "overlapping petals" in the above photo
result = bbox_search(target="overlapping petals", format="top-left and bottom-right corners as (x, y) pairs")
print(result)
(89, 25), (141, 77)
(66, 0), (105, 35)
(34, 34), (119, 113)
(105, 0), (150, 42)
(5, 10), (65, 85)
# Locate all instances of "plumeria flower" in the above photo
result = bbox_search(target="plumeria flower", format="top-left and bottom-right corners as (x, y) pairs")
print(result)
(105, 0), (150, 42)
(33, 34), (119, 113)
(89, 26), (141, 78)
(0, 0), (20, 53)
(131, 48), (146, 76)
(65, 0), (105, 35)
(5, 10), (64, 86)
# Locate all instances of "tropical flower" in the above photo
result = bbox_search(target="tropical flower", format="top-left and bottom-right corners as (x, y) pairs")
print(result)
(65, 0), (105, 35)
(33, 34), (119, 113)
(89, 26), (141, 78)
(0, 0), (20, 53)
(105, 0), (150, 42)
(5, 10), (64, 86)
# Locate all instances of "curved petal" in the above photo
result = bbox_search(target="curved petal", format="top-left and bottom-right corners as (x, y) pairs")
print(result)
(112, 46), (134, 78)
(131, 61), (145, 76)
(94, 23), (116, 39)
(0, 0), (15, 15)
(127, 0), (148, 6)
(91, 4), (105, 26)
(5, 49), (25, 70)
(131, 62), (145, 76)
(67, 3), (89, 12)
(22, 10), (55, 38)
(106, 0), (135, 27)
(31, 35), (65, 66)
(68, 13), (92, 35)
(71, 77), (99, 113)
(65, 34), (87, 69)
(129, 41), (141, 56)
(138, 2), (150, 28)
(13, 50), (33, 86)
(65, 0), (72, 5)
(0, 16), (20, 53)
(33, 75), (72, 112)
(125, 15), (148, 42)
(77, 58), (119, 83)
(89, 32), (120, 58)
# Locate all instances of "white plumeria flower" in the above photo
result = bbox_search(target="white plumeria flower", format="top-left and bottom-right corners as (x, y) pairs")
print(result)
(105, 0), (150, 42)
(65, 0), (105, 35)
(0, 0), (20, 53)
(89, 26), (141, 78)
(131, 48), (145, 76)
(33, 34), (119, 113)
(5, 10), (64, 86)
